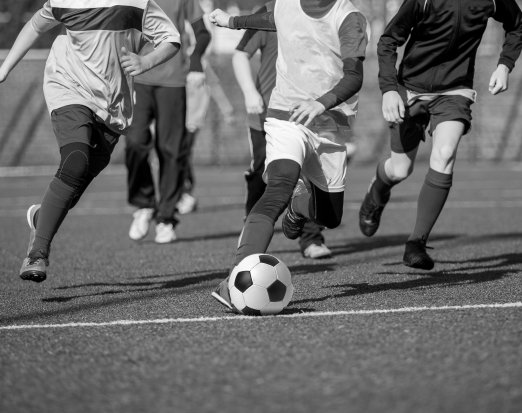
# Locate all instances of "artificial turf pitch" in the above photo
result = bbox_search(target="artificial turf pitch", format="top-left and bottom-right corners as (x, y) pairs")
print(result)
(0, 162), (521, 413)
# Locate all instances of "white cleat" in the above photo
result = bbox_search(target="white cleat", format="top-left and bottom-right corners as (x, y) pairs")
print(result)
(154, 222), (177, 244)
(176, 193), (197, 215)
(129, 208), (154, 241)
(302, 243), (333, 259)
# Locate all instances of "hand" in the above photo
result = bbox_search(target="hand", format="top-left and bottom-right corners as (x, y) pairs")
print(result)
(289, 99), (326, 127)
(489, 64), (509, 95)
(120, 46), (151, 77)
(209, 9), (231, 27)
(382, 90), (405, 123)
(244, 90), (264, 114)
(187, 71), (206, 88)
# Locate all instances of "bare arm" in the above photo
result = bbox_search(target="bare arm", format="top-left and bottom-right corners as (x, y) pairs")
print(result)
(232, 50), (264, 114)
(0, 20), (44, 82)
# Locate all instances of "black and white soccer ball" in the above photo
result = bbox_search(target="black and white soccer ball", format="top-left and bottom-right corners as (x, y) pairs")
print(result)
(228, 254), (294, 315)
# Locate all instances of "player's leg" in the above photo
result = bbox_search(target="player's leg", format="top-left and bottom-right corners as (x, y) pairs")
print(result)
(403, 120), (464, 270)
(176, 128), (198, 215)
(20, 106), (118, 281)
(153, 86), (186, 243)
(125, 83), (156, 241)
(359, 97), (428, 237)
(244, 127), (267, 216)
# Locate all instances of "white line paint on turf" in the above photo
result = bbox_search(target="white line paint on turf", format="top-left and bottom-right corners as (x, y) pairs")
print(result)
(1, 302), (521, 331)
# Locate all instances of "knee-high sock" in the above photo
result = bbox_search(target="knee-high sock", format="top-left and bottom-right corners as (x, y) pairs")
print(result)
(370, 159), (397, 205)
(408, 168), (452, 242)
(235, 213), (275, 265)
(30, 178), (76, 258)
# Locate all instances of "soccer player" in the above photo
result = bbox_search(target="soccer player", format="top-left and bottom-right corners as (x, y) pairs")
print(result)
(208, 0), (369, 309)
(358, 0), (522, 270)
(126, 0), (210, 243)
(0, 0), (181, 282)
(232, 2), (332, 259)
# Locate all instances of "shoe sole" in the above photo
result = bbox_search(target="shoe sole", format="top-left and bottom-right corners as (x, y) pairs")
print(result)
(403, 258), (434, 271)
(20, 270), (47, 283)
(211, 291), (233, 310)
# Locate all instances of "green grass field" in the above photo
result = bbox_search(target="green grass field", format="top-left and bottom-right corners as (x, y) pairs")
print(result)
(0, 161), (521, 413)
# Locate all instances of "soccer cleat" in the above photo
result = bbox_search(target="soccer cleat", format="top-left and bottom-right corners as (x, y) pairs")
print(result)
(25, 204), (40, 255)
(19, 256), (48, 283)
(302, 243), (333, 259)
(154, 222), (177, 244)
(176, 193), (197, 215)
(211, 277), (233, 310)
(403, 240), (434, 270)
(129, 208), (154, 241)
(358, 179), (390, 237)
(282, 180), (308, 240)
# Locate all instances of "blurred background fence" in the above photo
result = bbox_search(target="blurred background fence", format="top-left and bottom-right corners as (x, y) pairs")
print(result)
(1, 0), (522, 168)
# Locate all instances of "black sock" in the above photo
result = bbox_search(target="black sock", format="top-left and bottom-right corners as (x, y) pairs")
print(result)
(370, 160), (397, 205)
(235, 213), (275, 265)
(30, 178), (76, 258)
(408, 168), (453, 243)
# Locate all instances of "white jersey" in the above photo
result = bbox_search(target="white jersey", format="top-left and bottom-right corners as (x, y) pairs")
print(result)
(31, 0), (180, 133)
(269, 0), (363, 124)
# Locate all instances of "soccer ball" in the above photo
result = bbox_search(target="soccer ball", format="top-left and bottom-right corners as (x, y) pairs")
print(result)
(228, 254), (294, 315)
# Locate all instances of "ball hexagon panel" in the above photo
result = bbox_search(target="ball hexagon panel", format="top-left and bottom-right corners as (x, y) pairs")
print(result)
(229, 286), (246, 311)
(261, 300), (287, 315)
(250, 263), (278, 288)
(243, 284), (270, 309)
(235, 254), (263, 271)
(280, 283), (295, 308)
(275, 262), (292, 286)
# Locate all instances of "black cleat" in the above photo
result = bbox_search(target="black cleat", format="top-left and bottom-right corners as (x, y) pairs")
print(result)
(403, 240), (434, 270)
(358, 180), (389, 237)
(20, 256), (48, 282)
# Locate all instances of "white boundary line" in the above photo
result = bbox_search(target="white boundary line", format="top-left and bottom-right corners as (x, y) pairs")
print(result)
(1, 302), (521, 331)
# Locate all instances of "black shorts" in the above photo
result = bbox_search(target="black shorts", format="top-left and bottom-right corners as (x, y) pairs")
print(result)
(389, 86), (473, 154)
(51, 104), (120, 149)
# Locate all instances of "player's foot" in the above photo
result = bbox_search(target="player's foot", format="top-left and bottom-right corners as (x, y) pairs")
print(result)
(282, 180), (308, 240)
(129, 208), (154, 241)
(19, 255), (48, 282)
(302, 243), (333, 259)
(211, 277), (233, 310)
(403, 239), (434, 270)
(25, 204), (40, 255)
(358, 179), (390, 237)
(154, 222), (177, 244)
(176, 193), (197, 215)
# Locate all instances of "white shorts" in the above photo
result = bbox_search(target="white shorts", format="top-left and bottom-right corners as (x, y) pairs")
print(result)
(264, 117), (349, 193)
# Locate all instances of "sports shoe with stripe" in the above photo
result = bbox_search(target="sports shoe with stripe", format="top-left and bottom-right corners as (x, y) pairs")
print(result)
(282, 179), (308, 240)
(19, 204), (48, 282)
(211, 277), (233, 310)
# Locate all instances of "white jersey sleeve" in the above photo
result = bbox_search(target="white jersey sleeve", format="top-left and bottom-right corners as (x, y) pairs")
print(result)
(142, 0), (181, 47)
(30, 2), (61, 33)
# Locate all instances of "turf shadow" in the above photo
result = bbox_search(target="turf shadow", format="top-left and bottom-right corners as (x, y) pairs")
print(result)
(292, 252), (520, 305)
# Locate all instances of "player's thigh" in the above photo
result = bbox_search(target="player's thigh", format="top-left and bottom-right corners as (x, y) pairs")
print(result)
(302, 133), (347, 193)
(126, 84), (155, 147)
(154, 86), (186, 154)
(264, 118), (307, 169)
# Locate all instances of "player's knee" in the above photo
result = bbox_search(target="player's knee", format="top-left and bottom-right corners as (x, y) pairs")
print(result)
(388, 162), (413, 182)
(55, 149), (90, 190)
(432, 144), (457, 168)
